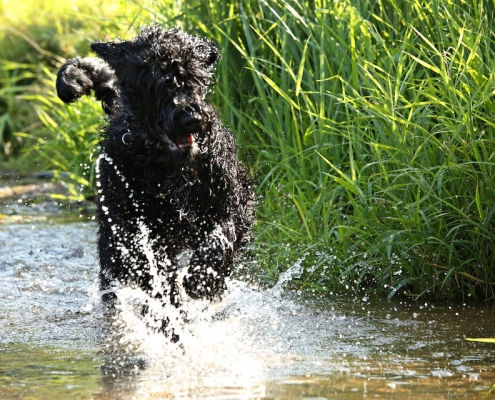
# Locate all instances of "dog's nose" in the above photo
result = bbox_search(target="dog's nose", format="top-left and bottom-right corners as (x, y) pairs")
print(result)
(179, 104), (202, 130)
(180, 112), (201, 130)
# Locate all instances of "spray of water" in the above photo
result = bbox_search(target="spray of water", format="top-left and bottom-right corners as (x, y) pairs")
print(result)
(93, 153), (316, 394)
(100, 246), (309, 389)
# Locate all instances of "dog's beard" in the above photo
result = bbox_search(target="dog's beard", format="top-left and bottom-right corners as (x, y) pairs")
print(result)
(157, 125), (205, 178)
(182, 143), (201, 166)
(165, 142), (202, 177)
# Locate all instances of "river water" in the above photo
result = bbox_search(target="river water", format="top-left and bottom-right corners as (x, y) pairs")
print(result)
(0, 199), (494, 399)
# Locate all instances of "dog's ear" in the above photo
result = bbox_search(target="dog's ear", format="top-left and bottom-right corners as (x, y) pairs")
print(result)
(91, 41), (135, 70)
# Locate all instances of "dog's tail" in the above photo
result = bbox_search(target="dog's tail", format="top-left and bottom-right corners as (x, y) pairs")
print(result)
(56, 57), (118, 115)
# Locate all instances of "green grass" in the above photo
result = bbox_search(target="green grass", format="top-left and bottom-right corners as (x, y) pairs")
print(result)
(4, 0), (495, 300)
(0, 0), (149, 162)
(21, 68), (102, 199)
(201, 0), (495, 300)
(0, 61), (38, 158)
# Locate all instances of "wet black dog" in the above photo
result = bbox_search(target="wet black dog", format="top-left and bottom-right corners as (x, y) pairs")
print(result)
(56, 25), (255, 328)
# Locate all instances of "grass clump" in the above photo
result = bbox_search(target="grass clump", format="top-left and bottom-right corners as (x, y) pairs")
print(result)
(22, 69), (102, 200)
(188, 0), (495, 300)
(0, 0), (149, 161)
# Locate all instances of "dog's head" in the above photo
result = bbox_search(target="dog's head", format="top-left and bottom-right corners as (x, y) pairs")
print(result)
(91, 25), (221, 161)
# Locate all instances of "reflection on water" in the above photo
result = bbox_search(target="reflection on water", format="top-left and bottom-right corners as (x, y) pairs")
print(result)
(0, 221), (494, 399)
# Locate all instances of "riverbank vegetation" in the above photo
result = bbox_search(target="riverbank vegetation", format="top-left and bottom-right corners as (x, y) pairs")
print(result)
(2, 0), (494, 301)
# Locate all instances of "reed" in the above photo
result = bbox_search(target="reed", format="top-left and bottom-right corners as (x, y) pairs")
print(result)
(196, 0), (495, 300)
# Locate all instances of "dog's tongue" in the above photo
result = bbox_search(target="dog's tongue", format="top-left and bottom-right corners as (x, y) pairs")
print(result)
(176, 134), (194, 149)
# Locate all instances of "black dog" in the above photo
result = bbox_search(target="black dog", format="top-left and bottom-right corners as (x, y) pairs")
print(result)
(56, 26), (255, 329)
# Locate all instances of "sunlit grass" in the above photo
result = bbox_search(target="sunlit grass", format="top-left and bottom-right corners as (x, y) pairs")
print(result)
(0, 0), (150, 161)
(0, 0), (132, 63)
(19, 68), (102, 200)
(465, 338), (495, 343)
(199, 0), (495, 300)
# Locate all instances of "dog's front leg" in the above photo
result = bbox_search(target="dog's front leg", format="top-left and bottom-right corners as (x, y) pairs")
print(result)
(183, 224), (235, 300)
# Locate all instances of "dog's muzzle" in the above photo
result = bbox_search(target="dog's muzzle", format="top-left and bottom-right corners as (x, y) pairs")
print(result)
(179, 106), (202, 132)
(165, 103), (203, 151)
(162, 103), (203, 152)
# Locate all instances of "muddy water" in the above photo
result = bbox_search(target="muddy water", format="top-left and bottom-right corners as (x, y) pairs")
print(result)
(0, 220), (494, 399)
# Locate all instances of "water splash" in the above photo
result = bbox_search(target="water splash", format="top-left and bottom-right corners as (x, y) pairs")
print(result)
(268, 256), (304, 298)
(102, 256), (311, 388)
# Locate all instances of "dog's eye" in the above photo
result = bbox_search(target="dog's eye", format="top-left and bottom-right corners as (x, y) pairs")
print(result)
(163, 73), (177, 86)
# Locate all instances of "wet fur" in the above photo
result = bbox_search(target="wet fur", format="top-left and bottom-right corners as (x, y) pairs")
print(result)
(56, 26), (255, 332)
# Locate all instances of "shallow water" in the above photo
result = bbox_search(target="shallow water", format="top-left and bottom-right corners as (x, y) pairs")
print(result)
(0, 220), (494, 399)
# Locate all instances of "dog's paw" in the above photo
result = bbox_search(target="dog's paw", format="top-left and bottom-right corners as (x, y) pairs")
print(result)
(193, 234), (225, 264)
(182, 266), (227, 300)
(192, 225), (234, 267)
(183, 227), (234, 300)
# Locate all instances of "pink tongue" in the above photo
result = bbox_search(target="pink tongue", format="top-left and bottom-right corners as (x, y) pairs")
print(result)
(178, 134), (194, 145)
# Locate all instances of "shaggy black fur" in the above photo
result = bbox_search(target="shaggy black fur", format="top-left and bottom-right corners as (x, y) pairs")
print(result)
(56, 26), (255, 324)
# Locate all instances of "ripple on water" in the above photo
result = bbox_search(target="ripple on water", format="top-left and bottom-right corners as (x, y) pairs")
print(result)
(1, 221), (494, 399)
(0, 222), (100, 348)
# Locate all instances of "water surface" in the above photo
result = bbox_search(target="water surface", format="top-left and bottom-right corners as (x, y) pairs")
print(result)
(0, 219), (494, 399)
